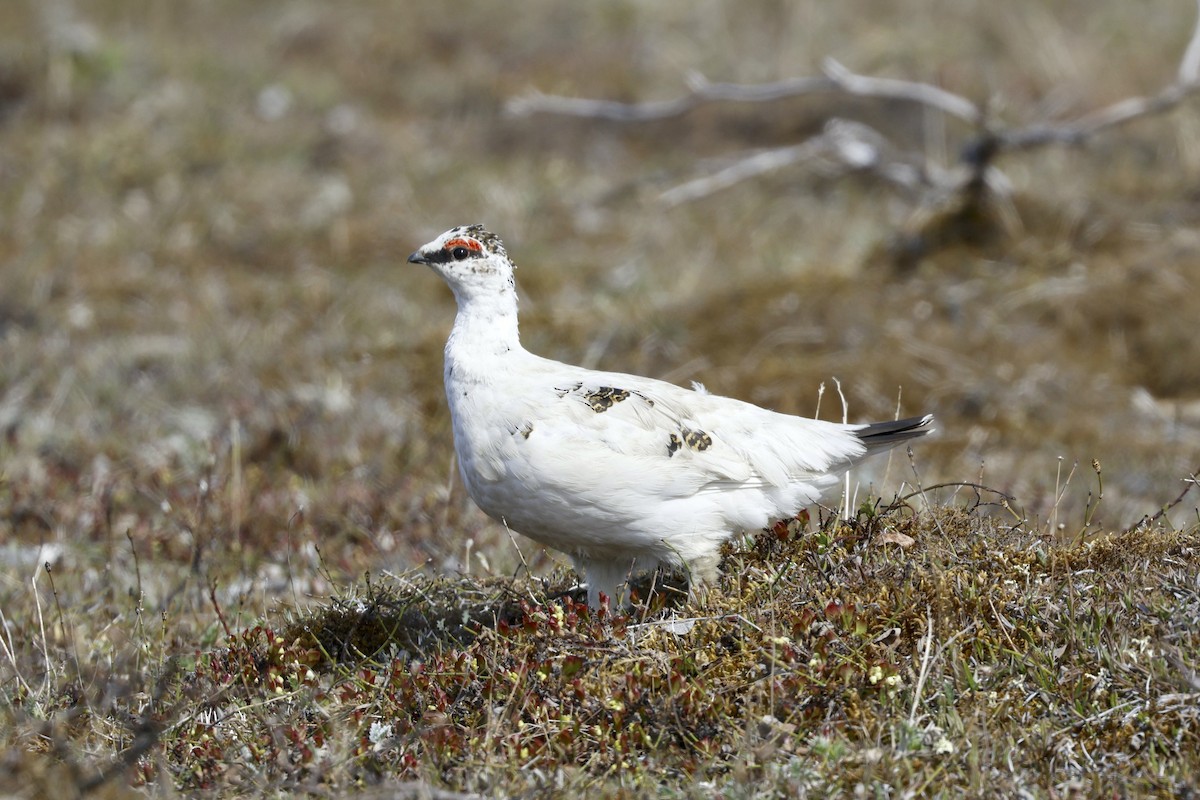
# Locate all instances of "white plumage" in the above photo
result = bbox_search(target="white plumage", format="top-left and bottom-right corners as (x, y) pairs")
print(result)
(409, 225), (933, 608)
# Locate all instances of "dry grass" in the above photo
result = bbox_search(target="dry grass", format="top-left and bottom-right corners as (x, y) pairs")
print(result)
(3, 507), (1197, 797)
(1, 0), (1199, 796)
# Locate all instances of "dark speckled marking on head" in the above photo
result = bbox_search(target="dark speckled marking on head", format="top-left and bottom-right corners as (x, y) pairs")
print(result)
(422, 226), (513, 277)
(453, 224), (510, 263)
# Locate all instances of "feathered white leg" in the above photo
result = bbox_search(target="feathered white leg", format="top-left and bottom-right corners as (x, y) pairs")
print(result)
(684, 552), (722, 608)
(577, 557), (635, 610)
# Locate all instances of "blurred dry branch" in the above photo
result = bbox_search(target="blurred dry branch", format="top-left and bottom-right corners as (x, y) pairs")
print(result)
(508, 0), (1200, 266)
(658, 117), (967, 207)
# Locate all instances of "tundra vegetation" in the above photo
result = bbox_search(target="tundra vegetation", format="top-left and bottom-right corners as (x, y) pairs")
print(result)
(0, 1), (1197, 797)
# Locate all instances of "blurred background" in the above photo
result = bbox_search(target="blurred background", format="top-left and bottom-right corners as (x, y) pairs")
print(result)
(1, 0), (1198, 607)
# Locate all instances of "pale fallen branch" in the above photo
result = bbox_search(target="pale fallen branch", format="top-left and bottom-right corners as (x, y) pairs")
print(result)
(508, 0), (1200, 235)
(507, 59), (985, 126)
(1183, 0), (1200, 82)
(997, 1), (1200, 153)
(660, 139), (826, 207)
(661, 119), (968, 207)
(820, 57), (981, 126)
(507, 72), (835, 122)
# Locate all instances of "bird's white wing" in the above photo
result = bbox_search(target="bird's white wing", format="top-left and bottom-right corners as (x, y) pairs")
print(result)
(506, 363), (867, 493)
(450, 354), (875, 553)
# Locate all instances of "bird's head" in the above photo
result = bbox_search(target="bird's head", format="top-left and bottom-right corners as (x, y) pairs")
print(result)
(408, 225), (515, 301)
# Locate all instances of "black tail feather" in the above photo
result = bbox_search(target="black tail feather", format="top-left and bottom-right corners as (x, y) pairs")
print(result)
(855, 414), (934, 453)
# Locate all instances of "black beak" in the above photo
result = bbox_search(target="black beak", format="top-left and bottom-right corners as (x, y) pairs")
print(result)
(407, 251), (428, 265)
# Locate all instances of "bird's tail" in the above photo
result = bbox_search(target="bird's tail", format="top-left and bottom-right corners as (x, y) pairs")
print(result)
(854, 414), (934, 455)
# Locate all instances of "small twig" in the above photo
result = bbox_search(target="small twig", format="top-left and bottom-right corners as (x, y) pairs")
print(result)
(832, 377), (852, 519)
(1050, 699), (1142, 739)
(503, 518), (532, 579)
(208, 579), (234, 640)
(45, 563), (83, 694)
(31, 559), (53, 694)
(1122, 470), (1200, 534)
(0, 602), (33, 695)
(1050, 458), (1078, 534)
(908, 608), (935, 724)
(1076, 459), (1104, 544)
(987, 596), (1021, 655)
(909, 615), (976, 726)
(898, 481), (1015, 504)
(907, 448), (951, 551)
(126, 528), (143, 611)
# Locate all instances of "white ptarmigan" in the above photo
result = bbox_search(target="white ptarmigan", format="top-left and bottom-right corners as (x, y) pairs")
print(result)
(409, 225), (933, 609)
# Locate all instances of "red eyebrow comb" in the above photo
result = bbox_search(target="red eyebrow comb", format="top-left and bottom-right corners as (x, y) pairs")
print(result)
(444, 237), (482, 252)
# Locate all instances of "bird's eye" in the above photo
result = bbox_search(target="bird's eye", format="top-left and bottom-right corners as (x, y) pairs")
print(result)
(451, 246), (470, 261)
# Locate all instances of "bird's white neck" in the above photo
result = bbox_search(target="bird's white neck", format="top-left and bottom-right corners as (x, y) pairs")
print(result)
(444, 284), (524, 374)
